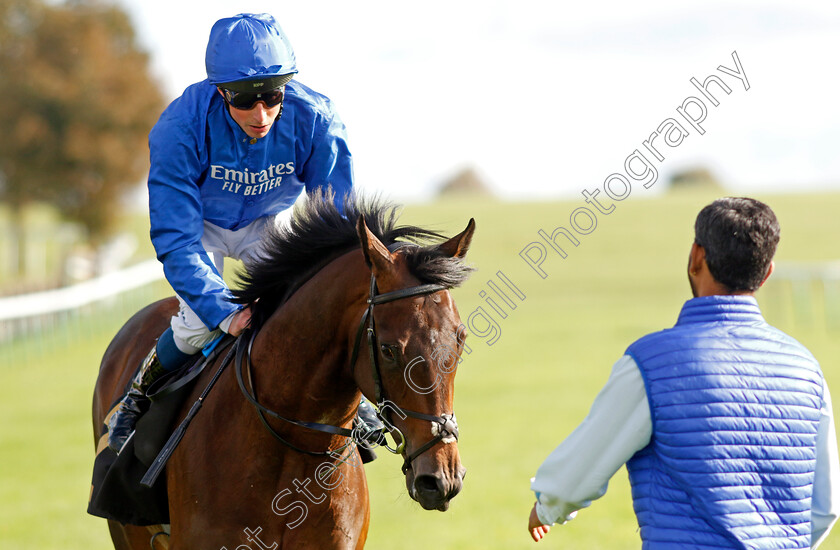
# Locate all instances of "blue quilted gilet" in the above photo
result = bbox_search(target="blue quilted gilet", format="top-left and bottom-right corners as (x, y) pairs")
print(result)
(625, 295), (823, 549)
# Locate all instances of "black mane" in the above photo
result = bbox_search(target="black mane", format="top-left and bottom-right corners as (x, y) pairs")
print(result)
(232, 192), (474, 329)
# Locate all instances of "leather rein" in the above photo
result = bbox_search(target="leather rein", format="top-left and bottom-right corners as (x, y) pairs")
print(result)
(234, 274), (461, 474)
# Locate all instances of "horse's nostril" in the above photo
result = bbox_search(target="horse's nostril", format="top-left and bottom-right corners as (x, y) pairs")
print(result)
(414, 474), (443, 495)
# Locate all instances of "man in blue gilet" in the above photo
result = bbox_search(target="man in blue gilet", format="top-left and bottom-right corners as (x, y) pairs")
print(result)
(107, 14), (383, 453)
(529, 197), (839, 548)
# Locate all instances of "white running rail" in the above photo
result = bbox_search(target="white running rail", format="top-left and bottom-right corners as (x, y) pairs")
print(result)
(0, 259), (164, 322)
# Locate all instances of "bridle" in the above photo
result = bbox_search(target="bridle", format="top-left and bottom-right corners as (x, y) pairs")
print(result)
(350, 274), (461, 474)
(234, 273), (461, 474)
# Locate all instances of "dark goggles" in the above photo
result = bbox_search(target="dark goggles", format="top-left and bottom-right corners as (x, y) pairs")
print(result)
(220, 87), (285, 111)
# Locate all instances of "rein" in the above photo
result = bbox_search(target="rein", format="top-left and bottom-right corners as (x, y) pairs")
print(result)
(236, 330), (354, 457)
(235, 274), (461, 474)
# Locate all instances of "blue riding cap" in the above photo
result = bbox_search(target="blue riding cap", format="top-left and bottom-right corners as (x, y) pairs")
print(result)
(205, 13), (298, 90)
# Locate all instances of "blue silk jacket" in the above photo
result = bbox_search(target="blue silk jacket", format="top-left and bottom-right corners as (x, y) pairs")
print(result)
(148, 79), (353, 329)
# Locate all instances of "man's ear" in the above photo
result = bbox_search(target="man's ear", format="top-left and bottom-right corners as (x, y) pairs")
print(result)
(758, 261), (775, 288)
(688, 242), (705, 276)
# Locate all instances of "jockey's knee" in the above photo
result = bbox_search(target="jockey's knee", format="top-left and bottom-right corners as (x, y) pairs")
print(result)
(170, 311), (220, 355)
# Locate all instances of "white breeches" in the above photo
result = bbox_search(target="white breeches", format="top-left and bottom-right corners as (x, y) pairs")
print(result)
(170, 217), (272, 354)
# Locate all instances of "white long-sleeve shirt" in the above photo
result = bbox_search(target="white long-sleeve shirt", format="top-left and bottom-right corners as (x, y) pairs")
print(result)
(530, 354), (840, 548)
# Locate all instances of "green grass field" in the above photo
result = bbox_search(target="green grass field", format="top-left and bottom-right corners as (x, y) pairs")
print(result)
(1, 190), (839, 549)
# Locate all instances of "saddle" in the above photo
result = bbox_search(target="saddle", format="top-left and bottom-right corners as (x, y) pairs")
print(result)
(87, 333), (379, 525)
(87, 344), (222, 525)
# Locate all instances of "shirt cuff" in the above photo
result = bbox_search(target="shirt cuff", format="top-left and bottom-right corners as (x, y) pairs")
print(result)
(218, 309), (239, 334)
(533, 487), (578, 526)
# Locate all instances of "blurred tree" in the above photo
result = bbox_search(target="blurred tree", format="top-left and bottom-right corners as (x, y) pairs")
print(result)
(0, 0), (163, 245)
(668, 166), (724, 192)
(437, 166), (495, 199)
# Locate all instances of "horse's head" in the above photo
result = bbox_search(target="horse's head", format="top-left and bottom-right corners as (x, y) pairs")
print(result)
(353, 215), (475, 511)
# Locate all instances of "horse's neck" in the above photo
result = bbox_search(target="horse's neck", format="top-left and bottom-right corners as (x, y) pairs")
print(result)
(248, 251), (366, 427)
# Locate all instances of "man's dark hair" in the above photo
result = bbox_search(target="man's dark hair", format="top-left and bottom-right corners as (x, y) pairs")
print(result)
(694, 197), (780, 292)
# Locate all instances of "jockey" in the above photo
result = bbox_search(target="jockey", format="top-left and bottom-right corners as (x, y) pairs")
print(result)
(108, 13), (384, 453)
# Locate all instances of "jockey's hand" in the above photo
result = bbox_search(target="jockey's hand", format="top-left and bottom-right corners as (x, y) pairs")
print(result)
(226, 307), (252, 337)
(528, 503), (551, 542)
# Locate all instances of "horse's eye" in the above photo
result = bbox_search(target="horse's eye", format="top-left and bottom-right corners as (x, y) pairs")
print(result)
(380, 344), (397, 362)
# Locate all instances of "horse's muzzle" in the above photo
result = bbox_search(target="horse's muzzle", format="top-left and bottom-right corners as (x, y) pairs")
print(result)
(409, 466), (466, 511)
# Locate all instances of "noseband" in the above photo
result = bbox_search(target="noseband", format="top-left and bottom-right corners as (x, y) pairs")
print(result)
(235, 273), (461, 474)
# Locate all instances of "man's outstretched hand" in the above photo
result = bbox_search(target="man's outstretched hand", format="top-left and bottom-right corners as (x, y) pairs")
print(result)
(529, 503), (551, 542)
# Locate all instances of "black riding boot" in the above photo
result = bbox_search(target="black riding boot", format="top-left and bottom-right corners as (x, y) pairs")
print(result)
(107, 346), (167, 452)
(354, 399), (387, 463)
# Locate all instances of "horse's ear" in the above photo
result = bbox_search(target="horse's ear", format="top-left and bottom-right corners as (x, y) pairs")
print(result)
(438, 218), (476, 259)
(356, 214), (394, 273)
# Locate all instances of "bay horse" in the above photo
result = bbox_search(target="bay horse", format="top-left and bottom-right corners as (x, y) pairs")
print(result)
(91, 195), (475, 549)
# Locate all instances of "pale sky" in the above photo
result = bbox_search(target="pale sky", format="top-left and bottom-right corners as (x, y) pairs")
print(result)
(117, 0), (840, 202)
